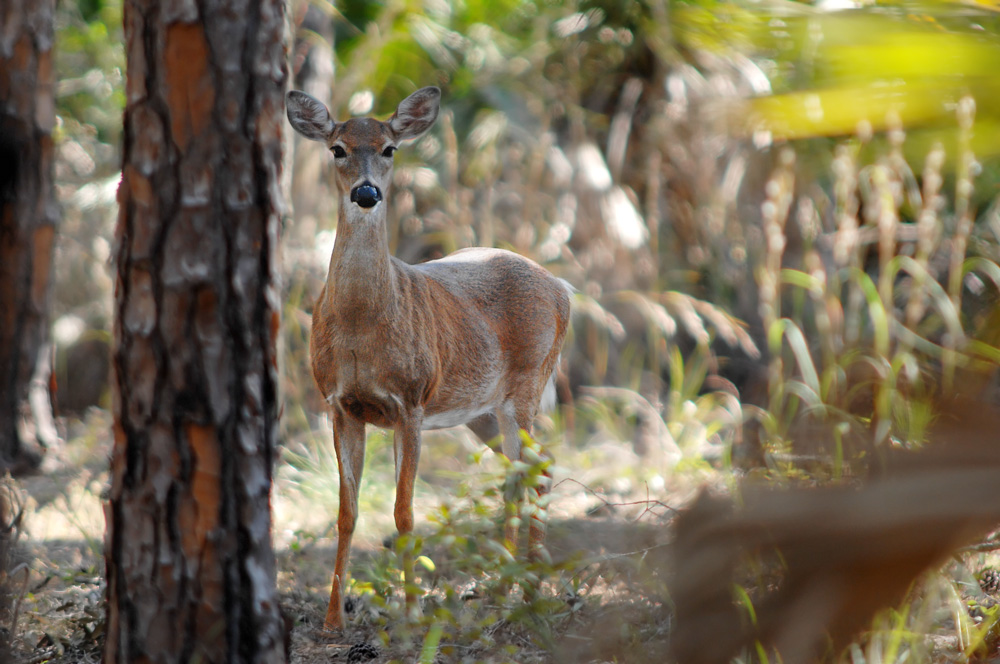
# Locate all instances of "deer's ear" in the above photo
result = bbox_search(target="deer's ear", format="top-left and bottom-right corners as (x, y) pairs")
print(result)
(389, 87), (440, 142)
(286, 91), (336, 142)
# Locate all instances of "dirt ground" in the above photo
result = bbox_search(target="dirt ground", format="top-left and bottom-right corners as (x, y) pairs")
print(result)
(7, 407), (1000, 663)
(4, 408), (680, 663)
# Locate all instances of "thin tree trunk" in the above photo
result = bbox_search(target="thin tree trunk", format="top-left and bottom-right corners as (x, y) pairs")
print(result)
(105, 0), (289, 662)
(0, 0), (58, 475)
(289, 2), (335, 239)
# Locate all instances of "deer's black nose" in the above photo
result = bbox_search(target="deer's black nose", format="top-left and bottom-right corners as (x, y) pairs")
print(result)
(350, 183), (382, 208)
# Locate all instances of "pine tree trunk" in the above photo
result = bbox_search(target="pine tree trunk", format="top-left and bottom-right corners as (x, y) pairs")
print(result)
(105, 0), (289, 662)
(0, 0), (58, 474)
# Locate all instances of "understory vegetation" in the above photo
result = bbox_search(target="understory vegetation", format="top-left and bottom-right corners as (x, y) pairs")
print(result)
(6, 0), (1000, 662)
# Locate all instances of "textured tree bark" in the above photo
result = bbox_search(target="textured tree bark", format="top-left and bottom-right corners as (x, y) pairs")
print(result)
(105, 0), (288, 662)
(0, 0), (58, 474)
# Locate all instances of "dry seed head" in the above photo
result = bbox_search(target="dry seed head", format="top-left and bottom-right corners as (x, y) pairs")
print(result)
(832, 148), (851, 179)
(915, 207), (940, 257)
(765, 180), (781, 200)
(925, 143), (946, 174)
(856, 119), (873, 142)
(957, 96), (976, 130)
(796, 197), (819, 244)
(762, 200), (777, 221)
(833, 222), (858, 266)
(886, 111), (905, 148)
(758, 280), (776, 318)
(805, 250), (825, 287)
(766, 223), (786, 255)
(922, 171), (943, 199)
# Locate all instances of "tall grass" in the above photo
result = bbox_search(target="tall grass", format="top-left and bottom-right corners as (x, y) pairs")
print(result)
(751, 97), (1000, 478)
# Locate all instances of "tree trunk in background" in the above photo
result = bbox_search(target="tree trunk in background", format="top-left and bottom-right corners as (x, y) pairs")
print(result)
(105, 0), (288, 662)
(289, 1), (335, 238)
(0, 0), (58, 475)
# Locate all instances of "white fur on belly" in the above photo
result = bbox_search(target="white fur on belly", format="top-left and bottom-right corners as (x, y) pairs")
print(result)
(539, 369), (557, 413)
(422, 405), (493, 430)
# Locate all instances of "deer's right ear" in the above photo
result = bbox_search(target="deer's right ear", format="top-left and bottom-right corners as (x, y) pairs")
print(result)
(286, 91), (336, 142)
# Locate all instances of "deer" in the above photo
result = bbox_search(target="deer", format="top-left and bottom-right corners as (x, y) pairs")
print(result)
(285, 85), (571, 631)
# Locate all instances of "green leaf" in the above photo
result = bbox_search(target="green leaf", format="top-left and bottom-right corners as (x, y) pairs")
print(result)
(416, 555), (436, 572)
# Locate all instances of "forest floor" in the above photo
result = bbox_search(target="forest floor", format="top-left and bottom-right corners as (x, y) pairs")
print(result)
(9, 406), (1000, 663)
(5, 406), (691, 664)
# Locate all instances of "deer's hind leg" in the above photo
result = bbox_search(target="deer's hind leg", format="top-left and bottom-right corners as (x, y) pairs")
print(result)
(495, 399), (552, 561)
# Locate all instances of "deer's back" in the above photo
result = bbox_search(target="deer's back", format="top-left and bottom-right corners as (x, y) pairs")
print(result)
(414, 247), (570, 353)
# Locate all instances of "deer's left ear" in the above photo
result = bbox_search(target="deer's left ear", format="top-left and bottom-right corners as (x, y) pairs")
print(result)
(389, 87), (440, 142)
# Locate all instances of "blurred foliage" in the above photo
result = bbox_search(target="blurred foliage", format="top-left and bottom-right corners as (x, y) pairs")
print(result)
(305, 0), (652, 137)
(290, 0), (1000, 424)
(47, 0), (123, 415)
(54, 0), (123, 165)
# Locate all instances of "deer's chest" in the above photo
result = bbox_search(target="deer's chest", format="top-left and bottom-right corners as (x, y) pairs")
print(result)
(310, 318), (434, 424)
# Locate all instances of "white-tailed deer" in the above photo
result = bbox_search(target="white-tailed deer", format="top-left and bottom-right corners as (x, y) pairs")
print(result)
(285, 86), (571, 630)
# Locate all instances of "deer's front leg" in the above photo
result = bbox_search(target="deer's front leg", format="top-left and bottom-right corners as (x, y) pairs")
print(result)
(326, 410), (366, 631)
(393, 407), (424, 619)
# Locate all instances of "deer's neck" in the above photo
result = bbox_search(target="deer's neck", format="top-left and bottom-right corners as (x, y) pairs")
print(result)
(324, 201), (398, 317)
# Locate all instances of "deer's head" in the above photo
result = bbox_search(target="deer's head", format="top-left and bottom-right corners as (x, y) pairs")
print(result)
(286, 87), (441, 211)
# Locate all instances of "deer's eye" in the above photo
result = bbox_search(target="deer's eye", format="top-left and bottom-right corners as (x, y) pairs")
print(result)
(382, 146), (397, 158)
(331, 145), (346, 158)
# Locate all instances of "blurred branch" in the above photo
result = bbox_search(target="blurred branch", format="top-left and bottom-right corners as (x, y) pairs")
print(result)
(553, 476), (679, 518)
(671, 402), (1000, 664)
(670, 397), (1000, 664)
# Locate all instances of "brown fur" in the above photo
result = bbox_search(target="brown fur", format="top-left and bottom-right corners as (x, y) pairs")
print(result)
(286, 86), (570, 630)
